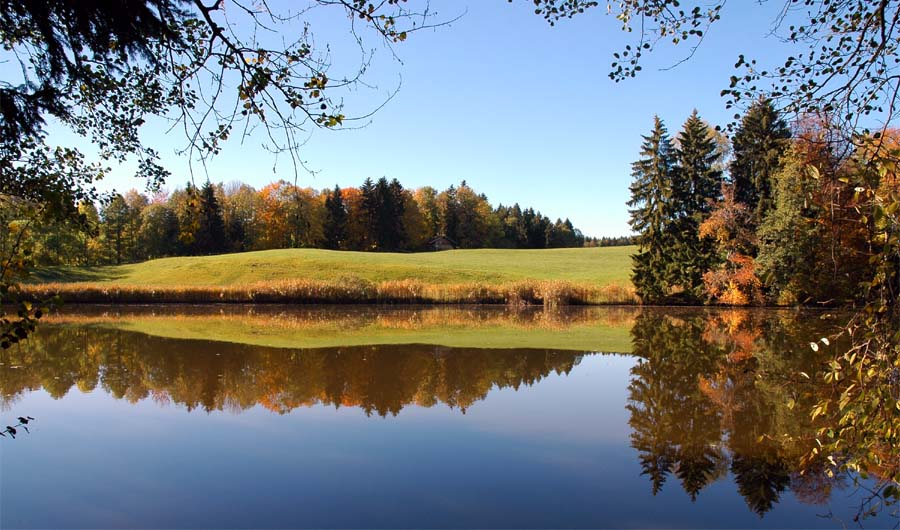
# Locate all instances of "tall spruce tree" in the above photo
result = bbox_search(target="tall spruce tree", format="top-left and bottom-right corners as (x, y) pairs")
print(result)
(628, 116), (677, 302)
(385, 178), (407, 250)
(671, 111), (723, 301)
(192, 181), (227, 255)
(359, 178), (378, 249)
(729, 98), (790, 224)
(372, 177), (405, 251)
(439, 185), (459, 243)
(323, 185), (348, 250)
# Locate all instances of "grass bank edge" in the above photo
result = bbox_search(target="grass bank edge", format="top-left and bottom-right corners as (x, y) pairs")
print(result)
(22, 278), (637, 305)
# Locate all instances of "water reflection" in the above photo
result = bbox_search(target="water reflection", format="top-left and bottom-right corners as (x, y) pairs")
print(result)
(3, 307), (888, 525)
(628, 310), (849, 517)
(2, 327), (588, 416)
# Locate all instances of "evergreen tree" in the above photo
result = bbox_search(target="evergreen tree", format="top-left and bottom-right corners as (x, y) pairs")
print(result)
(628, 116), (677, 302)
(671, 110), (723, 301)
(359, 177), (378, 249)
(729, 98), (790, 224)
(192, 181), (227, 255)
(100, 194), (131, 264)
(370, 177), (405, 251)
(523, 208), (549, 249)
(495, 203), (526, 248)
(385, 178), (407, 250)
(323, 185), (348, 250)
(438, 185), (459, 243)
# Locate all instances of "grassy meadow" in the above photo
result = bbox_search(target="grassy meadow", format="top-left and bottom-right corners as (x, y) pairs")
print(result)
(26, 247), (637, 305)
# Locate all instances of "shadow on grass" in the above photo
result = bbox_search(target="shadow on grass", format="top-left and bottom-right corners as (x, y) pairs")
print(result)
(26, 266), (124, 283)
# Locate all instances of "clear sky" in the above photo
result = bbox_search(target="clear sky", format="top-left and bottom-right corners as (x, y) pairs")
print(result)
(43, 1), (797, 237)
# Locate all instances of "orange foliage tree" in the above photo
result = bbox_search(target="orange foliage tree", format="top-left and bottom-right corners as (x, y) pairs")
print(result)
(698, 184), (762, 305)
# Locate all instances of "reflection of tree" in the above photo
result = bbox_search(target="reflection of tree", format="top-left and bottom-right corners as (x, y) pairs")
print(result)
(627, 309), (847, 516)
(1, 327), (586, 417)
(3, 310), (865, 520)
(731, 454), (790, 516)
(628, 313), (725, 501)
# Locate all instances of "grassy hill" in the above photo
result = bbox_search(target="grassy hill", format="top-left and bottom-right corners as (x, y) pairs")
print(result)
(26, 247), (636, 305)
(31, 246), (634, 286)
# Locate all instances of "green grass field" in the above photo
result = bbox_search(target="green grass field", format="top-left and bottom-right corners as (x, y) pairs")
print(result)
(32, 246), (634, 286)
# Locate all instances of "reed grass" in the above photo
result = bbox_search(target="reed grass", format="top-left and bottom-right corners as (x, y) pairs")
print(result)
(22, 277), (638, 306)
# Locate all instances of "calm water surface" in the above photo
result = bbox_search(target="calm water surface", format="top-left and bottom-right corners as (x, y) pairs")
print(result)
(0, 306), (894, 528)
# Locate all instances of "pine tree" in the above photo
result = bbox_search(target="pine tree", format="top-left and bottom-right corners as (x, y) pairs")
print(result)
(628, 116), (677, 302)
(385, 178), (407, 250)
(100, 194), (131, 264)
(438, 185), (459, 243)
(371, 177), (405, 251)
(193, 181), (227, 255)
(730, 98), (790, 224)
(323, 185), (348, 250)
(671, 110), (723, 301)
(359, 177), (378, 249)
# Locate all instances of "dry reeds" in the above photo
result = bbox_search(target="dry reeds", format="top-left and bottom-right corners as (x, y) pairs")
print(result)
(22, 277), (637, 306)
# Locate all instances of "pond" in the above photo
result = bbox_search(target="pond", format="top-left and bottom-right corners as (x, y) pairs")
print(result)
(0, 305), (895, 528)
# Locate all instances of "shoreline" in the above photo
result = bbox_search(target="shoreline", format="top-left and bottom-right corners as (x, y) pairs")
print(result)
(20, 279), (638, 307)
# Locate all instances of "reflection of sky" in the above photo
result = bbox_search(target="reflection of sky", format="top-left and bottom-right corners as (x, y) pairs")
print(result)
(459, 354), (634, 443)
(0, 355), (888, 528)
(2, 353), (891, 528)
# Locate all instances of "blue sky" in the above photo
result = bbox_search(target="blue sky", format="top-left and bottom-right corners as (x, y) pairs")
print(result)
(42, 1), (796, 237)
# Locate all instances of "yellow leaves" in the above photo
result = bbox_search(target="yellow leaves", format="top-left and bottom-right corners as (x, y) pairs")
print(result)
(805, 164), (821, 180)
(811, 402), (827, 420)
(719, 281), (748, 305)
(320, 114), (344, 128)
(305, 75), (328, 90)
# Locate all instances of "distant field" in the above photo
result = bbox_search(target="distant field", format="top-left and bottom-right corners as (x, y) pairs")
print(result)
(31, 246), (634, 286)
(26, 247), (636, 305)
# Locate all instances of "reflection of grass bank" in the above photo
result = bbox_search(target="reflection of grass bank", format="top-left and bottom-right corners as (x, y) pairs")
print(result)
(45, 306), (636, 352)
(25, 247), (636, 306)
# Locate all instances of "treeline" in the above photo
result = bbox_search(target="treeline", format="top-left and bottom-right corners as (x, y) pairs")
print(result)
(585, 235), (635, 247)
(629, 100), (898, 306)
(14, 179), (590, 266)
(4, 326), (585, 415)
